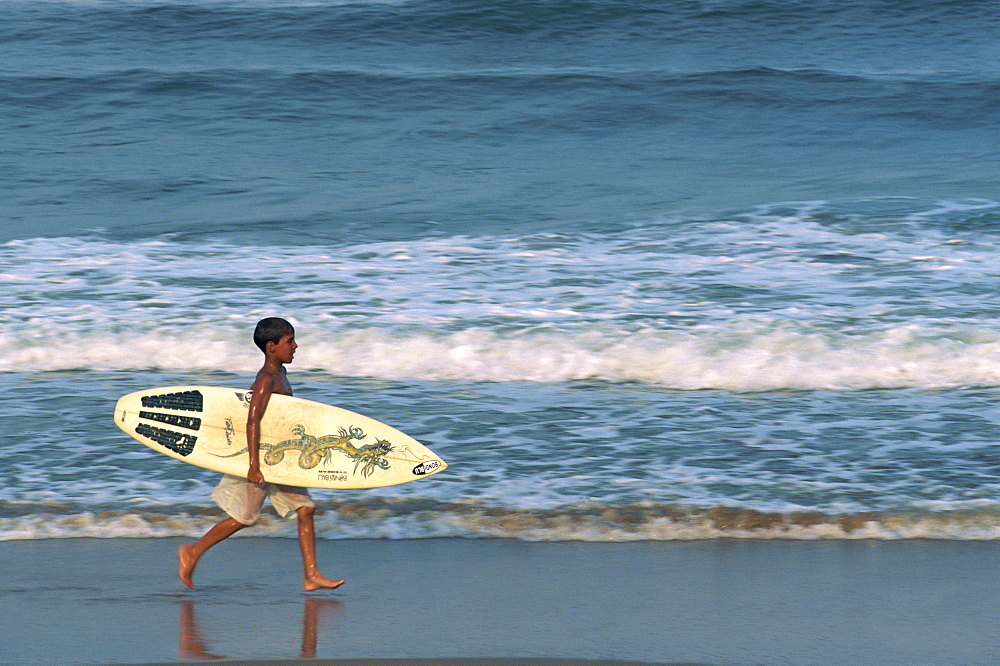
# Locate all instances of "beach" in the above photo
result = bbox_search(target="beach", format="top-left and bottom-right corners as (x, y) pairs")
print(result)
(2, 537), (998, 664)
(3, 2), (1000, 664)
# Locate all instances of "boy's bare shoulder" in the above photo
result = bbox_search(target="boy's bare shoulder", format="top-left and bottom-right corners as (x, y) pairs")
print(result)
(253, 366), (292, 396)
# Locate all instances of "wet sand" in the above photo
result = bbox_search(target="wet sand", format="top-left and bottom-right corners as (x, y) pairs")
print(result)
(1, 537), (998, 663)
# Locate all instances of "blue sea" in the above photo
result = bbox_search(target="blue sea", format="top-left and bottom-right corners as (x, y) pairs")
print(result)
(2, 0), (999, 542)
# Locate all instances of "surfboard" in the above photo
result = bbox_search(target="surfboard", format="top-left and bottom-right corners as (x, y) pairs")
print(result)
(114, 386), (446, 489)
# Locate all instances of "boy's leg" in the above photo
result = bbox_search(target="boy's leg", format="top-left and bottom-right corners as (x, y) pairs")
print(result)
(296, 506), (345, 591)
(178, 517), (246, 590)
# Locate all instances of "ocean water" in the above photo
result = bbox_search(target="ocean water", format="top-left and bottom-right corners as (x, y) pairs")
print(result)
(2, 0), (999, 542)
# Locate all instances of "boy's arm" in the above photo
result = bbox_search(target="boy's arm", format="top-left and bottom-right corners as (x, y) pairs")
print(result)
(245, 372), (275, 484)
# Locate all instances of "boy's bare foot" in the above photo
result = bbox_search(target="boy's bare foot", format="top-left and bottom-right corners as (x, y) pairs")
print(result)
(304, 574), (345, 592)
(178, 544), (198, 590)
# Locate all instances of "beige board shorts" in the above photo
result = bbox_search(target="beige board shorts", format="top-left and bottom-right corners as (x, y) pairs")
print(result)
(211, 474), (315, 525)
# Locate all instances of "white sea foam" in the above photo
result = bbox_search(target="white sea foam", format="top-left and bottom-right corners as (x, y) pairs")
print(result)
(4, 323), (999, 389)
(296, 324), (1000, 389)
(2, 204), (998, 388)
(4, 505), (1000, 542)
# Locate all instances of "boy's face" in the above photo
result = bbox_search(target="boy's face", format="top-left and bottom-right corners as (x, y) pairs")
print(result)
(269, 333), (297, 364)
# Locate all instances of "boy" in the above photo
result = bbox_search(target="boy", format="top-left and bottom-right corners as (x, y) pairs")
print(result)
(178, 317), (345, 591)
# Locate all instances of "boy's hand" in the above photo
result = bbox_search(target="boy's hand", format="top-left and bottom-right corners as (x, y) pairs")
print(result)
(247, 464), (264, 484)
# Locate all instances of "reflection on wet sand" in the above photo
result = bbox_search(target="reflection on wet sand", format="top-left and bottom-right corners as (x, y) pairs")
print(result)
(179, 598), (343, 660)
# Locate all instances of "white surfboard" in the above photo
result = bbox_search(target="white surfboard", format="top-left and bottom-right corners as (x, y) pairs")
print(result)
(114, 386), (446, 489)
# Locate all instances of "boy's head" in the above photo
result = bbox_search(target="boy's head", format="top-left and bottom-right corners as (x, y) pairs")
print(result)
(253, 317), (294, 352)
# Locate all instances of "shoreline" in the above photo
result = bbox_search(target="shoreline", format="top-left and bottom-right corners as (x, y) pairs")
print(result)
(2, 538), (998, 664)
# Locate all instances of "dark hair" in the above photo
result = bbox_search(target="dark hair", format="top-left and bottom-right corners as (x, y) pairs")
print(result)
(253, 317), (294, 352)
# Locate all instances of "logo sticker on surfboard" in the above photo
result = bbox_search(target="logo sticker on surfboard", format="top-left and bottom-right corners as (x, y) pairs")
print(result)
(413, 460), (442, 475)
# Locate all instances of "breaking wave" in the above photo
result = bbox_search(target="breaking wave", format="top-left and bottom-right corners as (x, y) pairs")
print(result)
(5, 324), (1000, 390)
(4, 501), (1000, 542)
